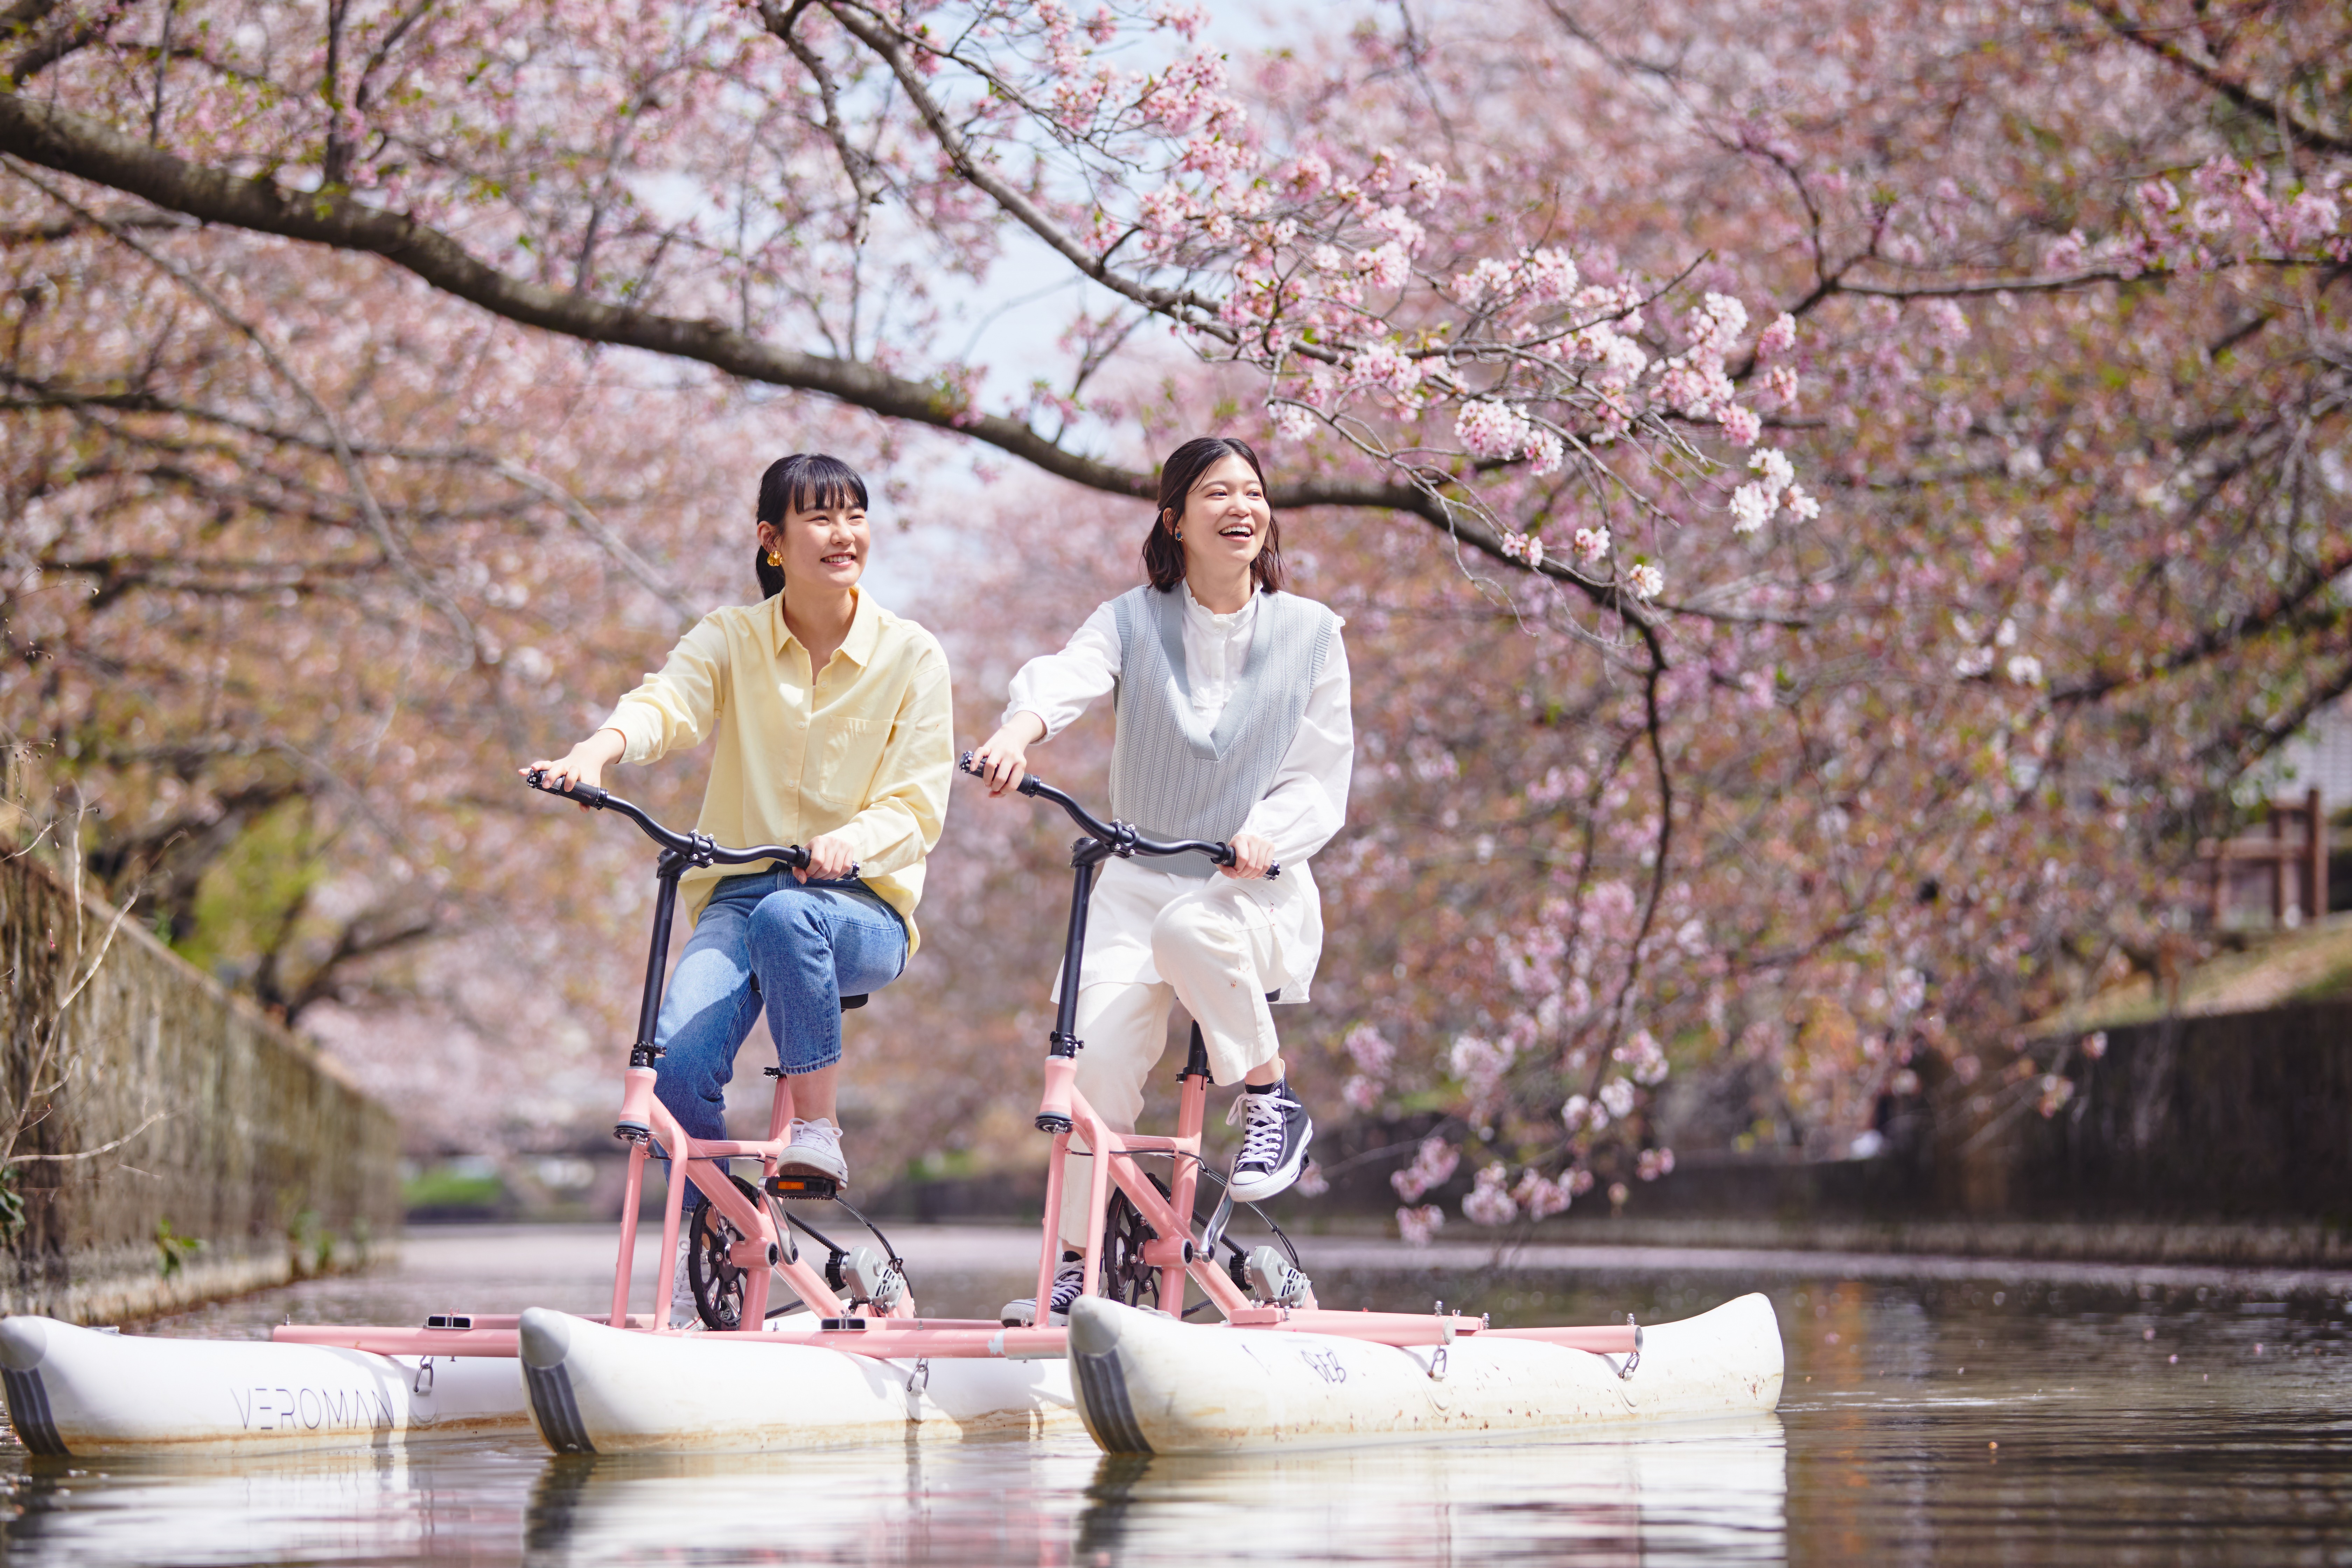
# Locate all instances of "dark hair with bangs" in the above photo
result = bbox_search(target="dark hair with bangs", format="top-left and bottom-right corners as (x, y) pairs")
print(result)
(1141, 435), (1284, 596)
(754, 453), (869, 598)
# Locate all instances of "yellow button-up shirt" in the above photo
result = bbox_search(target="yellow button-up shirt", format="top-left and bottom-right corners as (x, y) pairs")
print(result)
(599, 589), (953, 948)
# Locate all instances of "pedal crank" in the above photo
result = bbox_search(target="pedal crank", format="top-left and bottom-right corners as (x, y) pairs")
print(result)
(1198, 1188), (1236, 1262)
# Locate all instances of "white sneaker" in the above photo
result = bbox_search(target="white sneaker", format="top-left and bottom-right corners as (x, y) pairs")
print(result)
(778, 1118), (848, 1185)
(669, 1234), (699, 1330)
(1001, 1256), (1087, 1328)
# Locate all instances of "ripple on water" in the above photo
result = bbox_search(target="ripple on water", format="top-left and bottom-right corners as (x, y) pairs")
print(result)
(2, 1226), (2347, 1566)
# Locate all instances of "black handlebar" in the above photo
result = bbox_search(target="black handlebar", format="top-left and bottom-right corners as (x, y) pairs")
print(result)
(956, 752), (1278, 879)
(526, 770), (811, 870)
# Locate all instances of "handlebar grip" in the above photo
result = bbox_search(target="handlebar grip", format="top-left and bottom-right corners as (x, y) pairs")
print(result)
(1212, 846), (1280, 880)
(526, 769), (607, 807)
(958, 748), (1049, 798)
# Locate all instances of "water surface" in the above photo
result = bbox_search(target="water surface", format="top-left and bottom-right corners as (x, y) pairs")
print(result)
(4, 1224), (2347, 1564)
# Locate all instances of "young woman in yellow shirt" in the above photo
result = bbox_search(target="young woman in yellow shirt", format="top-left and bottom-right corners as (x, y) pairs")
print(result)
(524, 455), (953, 1219)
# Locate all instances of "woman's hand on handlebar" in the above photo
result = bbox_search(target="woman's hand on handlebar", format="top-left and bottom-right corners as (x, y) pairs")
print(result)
(972, 713), (1048, 796)
(797, 831), (858, 883)
(522, 729), (625, 810)
(1221, 831), (1275, 881)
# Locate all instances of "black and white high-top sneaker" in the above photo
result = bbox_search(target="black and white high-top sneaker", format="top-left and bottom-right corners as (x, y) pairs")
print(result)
(1228, 1082), (1314, 1203)
(1001, 1253), (1088, 1328)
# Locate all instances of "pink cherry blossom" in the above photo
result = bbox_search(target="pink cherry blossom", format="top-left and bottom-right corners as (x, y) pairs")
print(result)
(1462, 1162), (1519, 1225)
(1390, 1135), (1461, 1202)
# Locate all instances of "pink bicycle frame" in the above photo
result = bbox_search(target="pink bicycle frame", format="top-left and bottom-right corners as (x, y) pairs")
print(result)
(604, 1062), (915, 1331)
(278, 766), (1643, 1365)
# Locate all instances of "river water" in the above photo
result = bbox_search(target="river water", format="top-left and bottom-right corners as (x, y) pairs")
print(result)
(3, 1224), (2347, 1565)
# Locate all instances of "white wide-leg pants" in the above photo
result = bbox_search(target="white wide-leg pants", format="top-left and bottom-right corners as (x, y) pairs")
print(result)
(1055, 880), (1288, 1248)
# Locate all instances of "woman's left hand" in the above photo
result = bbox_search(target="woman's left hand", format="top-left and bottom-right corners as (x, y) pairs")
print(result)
(797, 831), (858, 883)
(1220, 831), (1275, 881)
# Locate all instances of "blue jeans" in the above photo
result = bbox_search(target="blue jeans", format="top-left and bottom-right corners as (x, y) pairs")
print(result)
(651, 872), (907, 1168)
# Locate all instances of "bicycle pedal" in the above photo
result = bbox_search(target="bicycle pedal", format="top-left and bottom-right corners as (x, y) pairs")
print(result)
(764, 1172), (840, 1201)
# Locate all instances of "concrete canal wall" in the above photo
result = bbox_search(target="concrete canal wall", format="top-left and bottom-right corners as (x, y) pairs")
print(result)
(1991, 1000), (2352, 1222)
(1561, 1000), (2352, 1265)
(1296, 1000), (2352, 1268)
(0, 854), (400, 1323)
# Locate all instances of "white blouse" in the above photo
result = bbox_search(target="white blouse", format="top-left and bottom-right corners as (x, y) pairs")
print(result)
(1003, 584), (1353, 999)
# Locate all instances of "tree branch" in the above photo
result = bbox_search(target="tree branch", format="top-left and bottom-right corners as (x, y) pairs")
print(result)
(2056, 542), (2352, 706)
(5, 1110), (165, 1164)
(2, 153), (480, 662)
(0, 82), (1661, 610)
(813, 0), (1229, 339)
(2, 0), (126, 86)
(0, 91), (1158, 500)
(2079, 0), (2352, 158)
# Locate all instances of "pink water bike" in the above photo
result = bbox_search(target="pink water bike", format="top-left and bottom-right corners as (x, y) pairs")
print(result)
(275, 764), (1639, 1386)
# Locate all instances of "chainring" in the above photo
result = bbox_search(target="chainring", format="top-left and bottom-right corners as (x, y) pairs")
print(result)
(685, 1172), (769, 1331)
(1100, 1171), (1173, 1308)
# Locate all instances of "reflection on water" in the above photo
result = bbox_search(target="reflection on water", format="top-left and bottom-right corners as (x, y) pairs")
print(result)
(4, 1226), (2350, 1566)
(1058, 1422), (1786, 1568)
(0, 1424), (1784, 1568)
(0, 1444), (541, 1567)
(517, 1420), (1782, 1567)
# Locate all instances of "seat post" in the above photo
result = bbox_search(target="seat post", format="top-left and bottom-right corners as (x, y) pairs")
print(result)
(1175, 1022), (1212, 1139)
(765, 994), (861, 1141)
(764, 1070), (796, 1142)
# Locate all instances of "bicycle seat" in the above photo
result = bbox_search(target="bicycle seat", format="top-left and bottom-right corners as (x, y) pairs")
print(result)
(840, 994), (868, 1012)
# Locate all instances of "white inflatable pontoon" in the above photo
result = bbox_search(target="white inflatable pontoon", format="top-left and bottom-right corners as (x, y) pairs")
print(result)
(517, 1307), (1080, 1454)
(1065, 1292), (1783, 1454)
(0, 1315), (530, 1455)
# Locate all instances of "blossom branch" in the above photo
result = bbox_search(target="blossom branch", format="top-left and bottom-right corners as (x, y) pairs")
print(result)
(811, 0), (1230, 336)
(2, 154), (481, 664)
(2079, 0), (2352, 158)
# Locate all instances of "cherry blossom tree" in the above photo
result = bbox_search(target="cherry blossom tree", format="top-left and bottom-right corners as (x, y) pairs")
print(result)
(1221, 0), (2352, 1230)
(1, 0), (2345, 1209)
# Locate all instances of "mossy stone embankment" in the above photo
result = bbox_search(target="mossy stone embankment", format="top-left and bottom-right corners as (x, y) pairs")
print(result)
(0, 854), (400, 1323)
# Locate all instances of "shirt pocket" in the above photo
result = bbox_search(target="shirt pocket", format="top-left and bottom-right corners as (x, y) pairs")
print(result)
(811, 715), (888, 812)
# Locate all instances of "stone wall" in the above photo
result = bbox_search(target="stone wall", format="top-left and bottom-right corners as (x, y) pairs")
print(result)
(2002, 999), (2352, 1221)
(0, 854), (400, 1323)
(1541, 1000), (2352, 1263)
(1295, 1000), (2352, 1266)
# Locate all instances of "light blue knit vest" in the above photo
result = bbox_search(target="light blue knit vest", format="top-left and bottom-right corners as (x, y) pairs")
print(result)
(1108, 585), (1338, 877)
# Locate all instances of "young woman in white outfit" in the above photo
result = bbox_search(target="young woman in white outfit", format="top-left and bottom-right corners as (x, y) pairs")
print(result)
(972, 435), (1353, 1326)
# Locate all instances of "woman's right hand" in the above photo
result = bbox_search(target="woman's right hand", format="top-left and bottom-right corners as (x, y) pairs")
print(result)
(522, 729), (626, 808)
(972, 713), (1048, 796)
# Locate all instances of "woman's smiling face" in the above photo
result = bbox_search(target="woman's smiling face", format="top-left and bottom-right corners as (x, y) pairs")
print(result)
(1175, 452), (1270, 576)
(763, 493), (869, 594)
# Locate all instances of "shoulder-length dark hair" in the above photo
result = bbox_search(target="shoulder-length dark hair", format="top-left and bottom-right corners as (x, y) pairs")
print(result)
(1141, 435), (1286, 596)
(753, 453), (869, 599)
